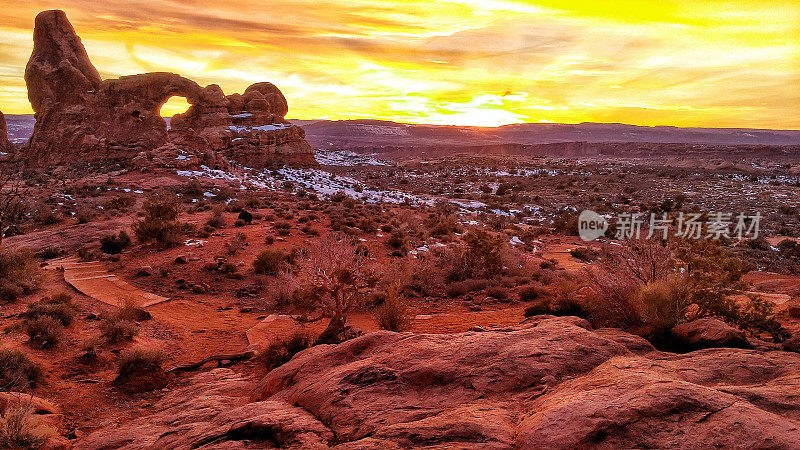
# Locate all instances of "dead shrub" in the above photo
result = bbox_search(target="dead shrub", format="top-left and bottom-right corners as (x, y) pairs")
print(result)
(259, 332), (310, 370)
(0, 247), (41, 303)
(518, 284), (549, 301)
(115, 347), (167, 392)
(100, 318), (138, 344)
(374, 291), (412, 332)
(486, 286), (508, 300)
(0, 349), (42, 392)
(0, 402), (56, 449)
(100, 231), (131, 254)
(24, 317), (64, 350)
(253, 249), (291, 275)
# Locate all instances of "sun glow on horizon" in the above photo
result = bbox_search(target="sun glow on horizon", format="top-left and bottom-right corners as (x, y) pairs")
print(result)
(0, 0), (797, 129)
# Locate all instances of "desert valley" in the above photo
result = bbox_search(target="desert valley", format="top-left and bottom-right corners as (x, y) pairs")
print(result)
(1, 6), (800, 450)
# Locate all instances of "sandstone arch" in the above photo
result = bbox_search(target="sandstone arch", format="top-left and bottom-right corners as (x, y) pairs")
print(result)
(23, 10), (315, 167)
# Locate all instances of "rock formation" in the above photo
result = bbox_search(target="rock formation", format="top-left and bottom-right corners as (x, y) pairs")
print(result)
(170, 82), (315, 167)
(0, 111), (12, 154)
(24, 10), (314, 167)
(79, 317), (800, 448)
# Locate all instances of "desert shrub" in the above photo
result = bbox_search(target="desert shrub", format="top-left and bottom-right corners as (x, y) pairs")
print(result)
(260, 333), (310, 370)
(586, 238), (787, 340)
(425, 214), (460, 237)
(441, 228), (521, 282)
(36, 209), (62, 225)
(233, 219), (246, 227)
(373, 291), (411, 332)
(445, 281), (469, 298)
(244, 196), (262, 210)
(225, 232), (247, 255)
(569, 247), (597, 262)
(206, 207), (225, 229)
(133, 193), (185, 247)
(181, 179), (204, 197)
(100, 230), (131, 254)
(22, 300), (75, 326)
(524, 300), (552, 317)
(100, 318), (138, 344)
(778, 240), (800, 259)
(358, 218), (378, 233)
(104, 195), (136, 211)
(116, 300), (152, 322)
(36, 247), (62, 260)
(518, 284), (548, 301)
(485, 286), (508, 300)
(116, 347), (165, 378)
(552, 211), (580, 236)
(77, 247), (97, 262)
(630, 278), (689, 334)
(76, 209), (94, 224)
(253, 249), (291, 275)
(0, 247), (41, 303)
(0, 349), (42, 392)
(583, 239), (674, 328)
(274, 221), (292, 235)
(387, 230), (406, 251)
(24, 317), (64, 350)
(0, 403), (56, 448)
(238, 210), (253, 224)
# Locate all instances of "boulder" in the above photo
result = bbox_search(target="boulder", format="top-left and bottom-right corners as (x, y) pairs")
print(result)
(77, 368), (333, 449)
(23, 9), (314, 168)
(80, 317), (800, 448)
(783, 334), (800, 353)
(671, 317), (749, 350)
(517, 352), (800, 448)
(786, 300), (800, 318)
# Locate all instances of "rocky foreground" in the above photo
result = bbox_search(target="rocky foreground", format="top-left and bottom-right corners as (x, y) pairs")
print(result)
(78, 316), (800, 449)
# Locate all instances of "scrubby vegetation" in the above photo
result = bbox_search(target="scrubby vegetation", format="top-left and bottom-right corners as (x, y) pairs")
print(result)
(252, 249), (291, 275)
(583, 238), (788, 341)
(100, 230), (131, 254)
(101, 317), (139, 344)
(259, 332), (311, 370)
(0, 349), (42, 392)
(133, 193), (187, 247)
(116, 347), (165, 379)
(0, 246), (41, 303)
(373, 290), (412, 332)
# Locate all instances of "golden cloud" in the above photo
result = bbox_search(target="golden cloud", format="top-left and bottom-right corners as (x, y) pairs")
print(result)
(0, 0), (797, 128)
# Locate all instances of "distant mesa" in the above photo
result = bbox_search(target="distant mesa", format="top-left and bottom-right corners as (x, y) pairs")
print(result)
(23, 9), (315, 168)
(0, 111), (12, 154)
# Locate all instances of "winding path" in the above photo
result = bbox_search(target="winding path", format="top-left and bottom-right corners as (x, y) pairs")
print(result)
(45, 257), (170, 308)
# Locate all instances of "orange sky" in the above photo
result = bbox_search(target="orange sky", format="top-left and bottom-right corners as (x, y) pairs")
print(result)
(0, 1), (798, 128)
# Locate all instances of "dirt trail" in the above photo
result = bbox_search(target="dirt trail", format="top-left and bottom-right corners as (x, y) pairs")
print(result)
(245, 305), (528, 346)
(45, 257), (170, 308)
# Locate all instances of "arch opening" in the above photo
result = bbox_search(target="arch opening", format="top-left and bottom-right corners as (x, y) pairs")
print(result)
(160, 96), (192, 129)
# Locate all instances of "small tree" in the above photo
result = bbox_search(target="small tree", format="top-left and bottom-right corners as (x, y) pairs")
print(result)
(133, 193), (185, 247)
(291, 234), (368, 343)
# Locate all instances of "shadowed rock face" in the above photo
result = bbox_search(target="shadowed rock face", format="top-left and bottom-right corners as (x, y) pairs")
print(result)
(24, 10), (314, 167)
(78, 317), (800, 449)
(0, 111), (12, 153)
